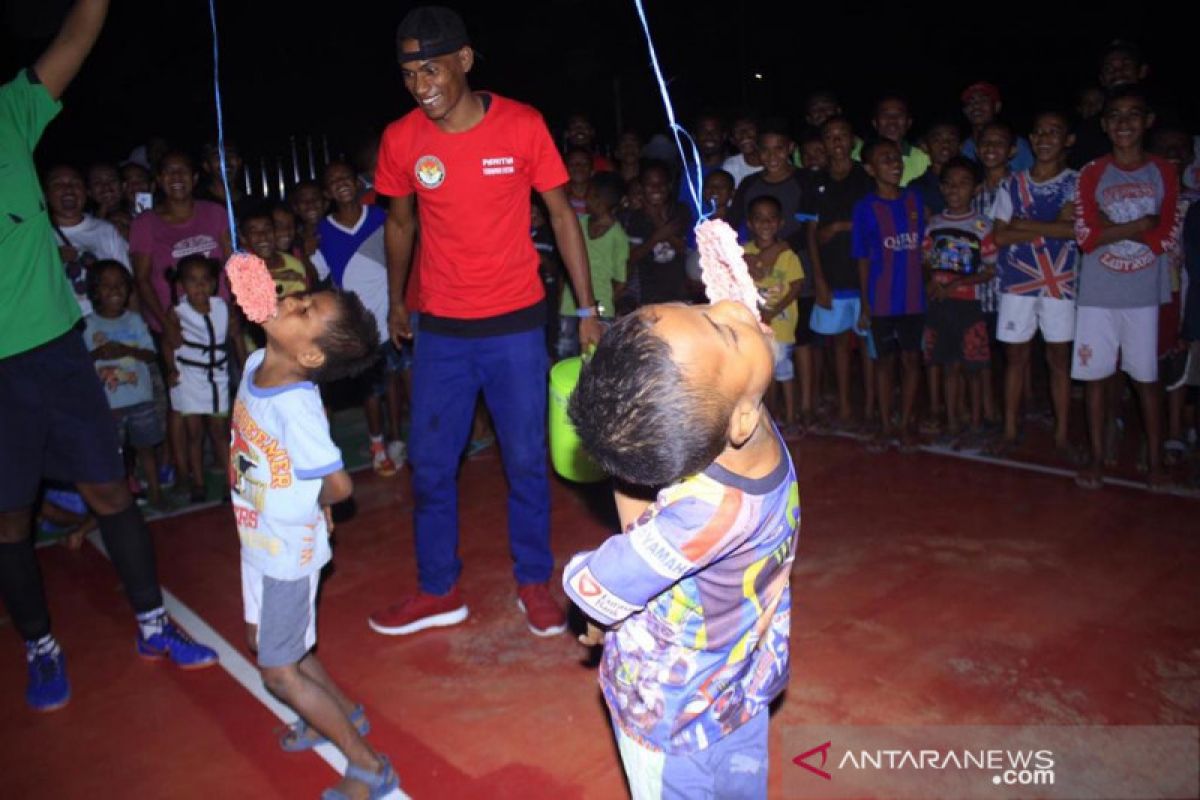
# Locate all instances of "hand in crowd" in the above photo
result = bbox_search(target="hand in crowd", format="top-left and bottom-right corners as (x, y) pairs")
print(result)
(92, 341), (132, 360)
(578, 316), (603, 350)
(814, 276), (832, 310)
(577, 621), (605, 647)
(817, 221), (852, 245)
(856, 304), (871, 334)
(388, 301), (413, 346)
(163, 308), (183, 351)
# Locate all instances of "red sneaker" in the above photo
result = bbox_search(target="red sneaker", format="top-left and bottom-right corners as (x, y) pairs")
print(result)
(368, 587), (468, 636)
(516, 582), (567, 637)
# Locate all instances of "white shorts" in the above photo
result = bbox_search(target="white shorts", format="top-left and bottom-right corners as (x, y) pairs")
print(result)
(1071, 305), (1158, 383)
(241, 560), (319, 667)
(996, 294), (1076, 344)
(170, 370), (229, 416)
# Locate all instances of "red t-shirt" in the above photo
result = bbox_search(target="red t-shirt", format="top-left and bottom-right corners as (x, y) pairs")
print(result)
(375, 93), (568, 319)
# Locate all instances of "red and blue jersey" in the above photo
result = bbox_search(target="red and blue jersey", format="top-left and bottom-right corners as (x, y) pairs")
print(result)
(852, 188), (926, 316)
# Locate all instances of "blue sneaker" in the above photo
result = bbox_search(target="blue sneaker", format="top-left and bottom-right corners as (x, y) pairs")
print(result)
(26, 649), (70, 712)
(137, 620), (218, 670)
(158, 464), (176, 488)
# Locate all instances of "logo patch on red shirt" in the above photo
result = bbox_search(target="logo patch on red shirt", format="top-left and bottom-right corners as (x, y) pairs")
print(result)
(414, 155), (445, 189)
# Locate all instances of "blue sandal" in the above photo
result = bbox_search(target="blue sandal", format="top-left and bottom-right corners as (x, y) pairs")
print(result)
(321, 755), (398, 800)
(279, 704), (370, 752)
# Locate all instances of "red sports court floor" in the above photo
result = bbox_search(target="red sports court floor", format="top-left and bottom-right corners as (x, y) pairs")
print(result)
(1, 434), (1196, 798)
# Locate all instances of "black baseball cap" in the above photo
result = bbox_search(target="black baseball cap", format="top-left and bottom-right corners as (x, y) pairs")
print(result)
(396, 6), (471, 63)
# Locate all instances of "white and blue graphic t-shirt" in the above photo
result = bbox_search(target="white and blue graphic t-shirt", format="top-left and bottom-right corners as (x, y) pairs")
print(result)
(231, 350), (342, 580)
(83, 310), (155, 409)
(315, 206), (389, 343)
(991, 169), (1079, 299)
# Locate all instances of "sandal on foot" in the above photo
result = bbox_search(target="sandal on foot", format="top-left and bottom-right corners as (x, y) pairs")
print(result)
(1055, 442), (1089, 468)
(984, 433), (1021, 457)
(279, 704), (370, 752)
(865, 434), (890, 454)
(1146, 471), (1173, 493)
(322, 755), (399, 800)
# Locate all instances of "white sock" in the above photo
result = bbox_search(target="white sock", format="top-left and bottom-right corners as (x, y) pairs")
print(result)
(26, 634), (61, 662)
(136, 607), (167, 639)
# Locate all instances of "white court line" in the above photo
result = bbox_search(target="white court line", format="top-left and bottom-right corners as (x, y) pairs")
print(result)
(86, 530), (409, 799)
(818, 429), (1200, 499)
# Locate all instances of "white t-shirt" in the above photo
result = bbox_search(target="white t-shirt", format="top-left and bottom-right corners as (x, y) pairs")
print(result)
(721, 153), (763, 189)
(53, 214), (131, 316)
(231, 349), (342, 580)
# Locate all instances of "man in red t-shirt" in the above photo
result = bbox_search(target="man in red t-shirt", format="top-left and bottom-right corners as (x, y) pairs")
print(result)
(368, 6), (601, 639)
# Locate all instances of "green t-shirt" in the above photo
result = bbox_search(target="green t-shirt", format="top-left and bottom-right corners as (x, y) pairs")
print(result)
(0, 69), (77, 359)
(850, 139), (932, 188)
(746, 242), (805, 345)
(561, 214), (629, 318)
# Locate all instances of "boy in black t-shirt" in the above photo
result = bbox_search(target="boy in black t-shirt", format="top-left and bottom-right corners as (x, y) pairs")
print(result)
(808, 116), (877, 428)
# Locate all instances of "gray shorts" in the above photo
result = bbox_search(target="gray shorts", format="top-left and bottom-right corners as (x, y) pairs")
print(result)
(242, 560), (318, 668)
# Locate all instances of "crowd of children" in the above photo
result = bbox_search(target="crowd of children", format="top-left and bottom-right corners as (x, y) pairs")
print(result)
(547, 45), (1199, 491)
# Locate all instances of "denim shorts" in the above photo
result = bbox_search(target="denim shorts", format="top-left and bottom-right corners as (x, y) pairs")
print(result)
(113, 401), (165, 449)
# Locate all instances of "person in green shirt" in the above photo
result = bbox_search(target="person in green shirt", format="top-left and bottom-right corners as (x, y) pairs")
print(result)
(851, 96), (932, 188)
(0, 0), (217, 713)
(558, 172), (628, 357)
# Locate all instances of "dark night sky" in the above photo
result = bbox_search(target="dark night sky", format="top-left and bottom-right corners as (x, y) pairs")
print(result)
(2, 0), (1194, 173)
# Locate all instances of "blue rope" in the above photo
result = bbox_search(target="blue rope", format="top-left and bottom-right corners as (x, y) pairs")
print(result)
(631, 0), (709, 222)
(207, 0), (238, 252)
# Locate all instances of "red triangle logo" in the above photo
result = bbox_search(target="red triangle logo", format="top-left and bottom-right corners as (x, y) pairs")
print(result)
(793, 741), (832, 781)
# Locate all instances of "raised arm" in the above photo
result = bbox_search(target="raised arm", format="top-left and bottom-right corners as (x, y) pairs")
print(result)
(33, 0), (110, 101)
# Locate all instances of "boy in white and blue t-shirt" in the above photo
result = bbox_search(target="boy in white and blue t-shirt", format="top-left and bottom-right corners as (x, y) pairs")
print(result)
(991, 109), (1080, 455)
(83, 260), (165, 507)
(314, 160), (403, 478)
(230, 289), (397, 799)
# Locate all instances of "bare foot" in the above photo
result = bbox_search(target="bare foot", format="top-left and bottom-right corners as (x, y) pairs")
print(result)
(64, 515), (97, 550)
(1074, 463), (1103, 490)
(1146, 470), (1171, 493)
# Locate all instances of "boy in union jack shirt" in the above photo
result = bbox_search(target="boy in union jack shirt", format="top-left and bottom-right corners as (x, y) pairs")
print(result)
(991, 109), (1080, 457)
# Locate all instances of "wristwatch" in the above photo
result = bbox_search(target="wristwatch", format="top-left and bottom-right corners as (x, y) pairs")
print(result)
(575, 304), (604, 318)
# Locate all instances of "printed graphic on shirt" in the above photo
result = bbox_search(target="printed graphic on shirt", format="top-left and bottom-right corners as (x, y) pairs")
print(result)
(1098, 183), (1159, 273)
(563, 454), (800, 755)
(928, 225), (986, 274)
(171, 234), (219, 263)
(993, 171), (1078, 299)
(481, 156), (515, 176)
(415, 155), (446, 189)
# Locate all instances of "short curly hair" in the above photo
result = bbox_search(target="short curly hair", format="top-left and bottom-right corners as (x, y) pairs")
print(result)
(568, 309), (731, 487)
(309, 291), (380, 383)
